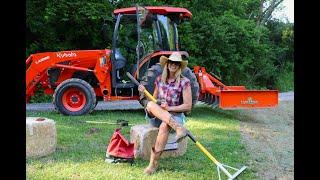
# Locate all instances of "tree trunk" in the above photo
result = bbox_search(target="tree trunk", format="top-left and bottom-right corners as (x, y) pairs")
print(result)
(257, 0), (284, 26)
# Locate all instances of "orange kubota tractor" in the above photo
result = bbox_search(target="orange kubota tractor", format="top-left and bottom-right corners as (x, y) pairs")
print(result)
(26, 6), (278, 116)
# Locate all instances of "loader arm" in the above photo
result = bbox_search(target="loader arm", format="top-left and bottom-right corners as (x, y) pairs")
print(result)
(26, 50), (110, 102)
(194, 66), (278, 109)
(26, 54), (52, 101)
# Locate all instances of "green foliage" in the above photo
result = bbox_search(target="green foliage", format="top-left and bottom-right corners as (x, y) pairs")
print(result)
(267, 20), (294, 67)
(275, 62), (294, 92)
(29, 85), (52, 103)
(180, 9), (277, 88)
(26, 0), (114, 56)
(27, 0), (294, 102)
(179, 0), (293, 90)
(266, 20), (294, 90)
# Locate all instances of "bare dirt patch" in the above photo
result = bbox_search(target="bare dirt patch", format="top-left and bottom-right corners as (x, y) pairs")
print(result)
(235, 93), (294, 180)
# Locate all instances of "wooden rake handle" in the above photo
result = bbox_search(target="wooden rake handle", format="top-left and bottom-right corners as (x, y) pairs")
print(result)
(126, 72), (157, 103)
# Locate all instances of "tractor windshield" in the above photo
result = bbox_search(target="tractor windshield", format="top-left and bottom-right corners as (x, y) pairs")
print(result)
(138, 14), (178, 53)
(136, 11), (179, 79)
(137, 15), (161, 56)
(111, 9), (181, 81)
(113, 12), (179, 61)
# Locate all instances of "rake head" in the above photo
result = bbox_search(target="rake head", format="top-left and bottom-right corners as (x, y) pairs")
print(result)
(216, 163), (247, 180)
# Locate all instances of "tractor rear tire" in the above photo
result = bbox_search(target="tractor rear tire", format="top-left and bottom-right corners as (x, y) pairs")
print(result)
(139, 63), (199, 109)
(53, 78), (96, 116)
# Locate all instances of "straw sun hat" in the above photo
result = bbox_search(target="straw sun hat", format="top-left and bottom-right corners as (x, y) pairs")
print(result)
(159, 52), (188, 70)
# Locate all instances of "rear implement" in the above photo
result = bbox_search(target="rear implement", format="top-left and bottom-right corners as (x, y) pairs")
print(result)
(194, 66), (278, 109)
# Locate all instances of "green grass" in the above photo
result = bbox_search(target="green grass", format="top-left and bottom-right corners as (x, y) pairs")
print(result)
(26, 105), (256, 179)
(275, 67), (294, 92)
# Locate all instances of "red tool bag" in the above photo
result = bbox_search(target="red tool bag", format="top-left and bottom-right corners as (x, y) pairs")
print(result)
(105, 128), (134, 164)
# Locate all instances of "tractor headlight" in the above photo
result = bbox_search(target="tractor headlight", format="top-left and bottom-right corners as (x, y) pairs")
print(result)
(100, 56), (106, 66)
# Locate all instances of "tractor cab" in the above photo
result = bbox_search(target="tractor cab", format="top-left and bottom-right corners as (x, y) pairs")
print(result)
(109, 5), (192, 96)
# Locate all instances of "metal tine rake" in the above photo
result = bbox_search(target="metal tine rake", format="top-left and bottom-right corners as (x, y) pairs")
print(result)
(187, 132), (247, 180)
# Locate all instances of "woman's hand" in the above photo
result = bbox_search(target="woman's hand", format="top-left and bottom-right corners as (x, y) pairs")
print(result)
(138, 84), (146, 93)
(160, 101), (170, 111)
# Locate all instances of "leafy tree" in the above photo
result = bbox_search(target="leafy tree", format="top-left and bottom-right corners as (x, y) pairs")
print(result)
(26, 0), (293, 96)
(26, 0), (114, 56)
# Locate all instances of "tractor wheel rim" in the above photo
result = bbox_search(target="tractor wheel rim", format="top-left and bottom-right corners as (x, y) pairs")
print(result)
(62, 88), (86, 112)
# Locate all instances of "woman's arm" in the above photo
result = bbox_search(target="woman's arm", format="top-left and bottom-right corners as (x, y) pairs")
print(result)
(138, 84), (158, 102)
(153, 84), (158, 99)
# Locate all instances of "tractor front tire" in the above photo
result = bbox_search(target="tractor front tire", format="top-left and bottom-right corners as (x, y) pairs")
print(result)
(53, 78), (96, 116)
(139, 63), (199, 109)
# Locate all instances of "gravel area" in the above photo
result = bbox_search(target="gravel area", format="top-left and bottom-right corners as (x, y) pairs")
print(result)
(26, 100), (144, 112)
(236, 91), (294, 180)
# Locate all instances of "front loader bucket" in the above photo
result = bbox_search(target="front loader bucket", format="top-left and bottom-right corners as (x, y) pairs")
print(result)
(219, 90), (278, 109)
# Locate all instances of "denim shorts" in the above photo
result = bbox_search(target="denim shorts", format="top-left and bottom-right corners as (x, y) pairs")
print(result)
(145, 109), (186, 128)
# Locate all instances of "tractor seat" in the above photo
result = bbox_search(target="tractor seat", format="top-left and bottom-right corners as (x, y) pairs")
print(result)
(114, 48), (127, 71)
(113, 48), (128, 81)
(112, 48), (135, 89)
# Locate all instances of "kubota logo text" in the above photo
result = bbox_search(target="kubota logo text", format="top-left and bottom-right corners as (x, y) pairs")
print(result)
(35, 56), (50, 64)
(56, 52), (77, 58)
(240, 97), (258, 105)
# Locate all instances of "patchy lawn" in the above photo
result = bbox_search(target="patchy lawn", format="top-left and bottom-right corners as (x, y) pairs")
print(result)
(26, 105), (255, 179)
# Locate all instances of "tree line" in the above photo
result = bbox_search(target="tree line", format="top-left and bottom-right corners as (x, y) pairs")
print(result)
(27, 0), (293, 93)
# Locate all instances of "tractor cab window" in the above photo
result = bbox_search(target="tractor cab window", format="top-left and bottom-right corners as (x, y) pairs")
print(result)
(114, 14), (137, 82)
(157, 15), (178, 51)
(112, 11), (179, 85)
(138, 14), (161, 57)
(136, 10), (161, 79)
(113, 13), (160, 83)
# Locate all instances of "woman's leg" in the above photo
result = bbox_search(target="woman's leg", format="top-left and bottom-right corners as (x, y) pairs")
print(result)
(144, 109), (162, 127)
(154, 123), (170, 152)
(146, 101), (187, 142)
(144, 122), (170, 175)
(146, 101), (171, 123)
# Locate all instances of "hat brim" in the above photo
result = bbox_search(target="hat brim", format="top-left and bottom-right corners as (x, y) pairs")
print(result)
(159, 55), (188, 70)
